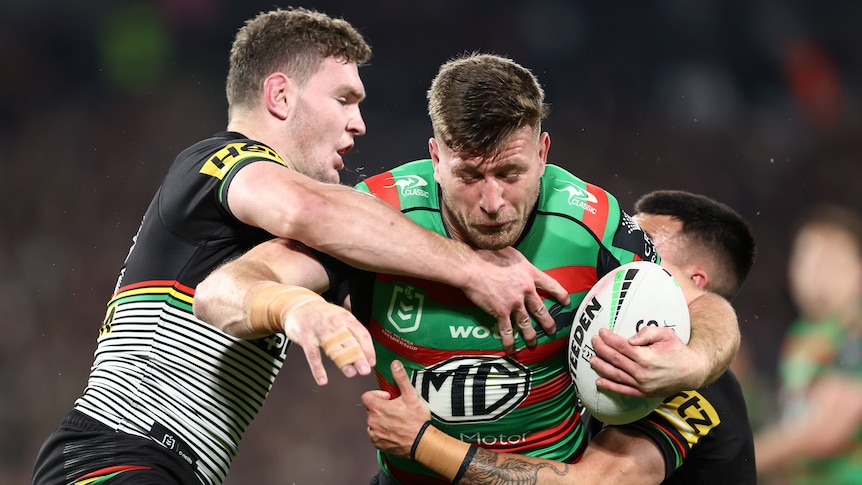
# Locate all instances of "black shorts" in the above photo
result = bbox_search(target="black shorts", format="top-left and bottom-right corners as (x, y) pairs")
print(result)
(32, 410), (200, 485)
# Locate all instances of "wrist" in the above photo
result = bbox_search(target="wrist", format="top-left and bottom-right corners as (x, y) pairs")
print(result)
(413, 424), (474, 482)
(243, 282), (323, 335)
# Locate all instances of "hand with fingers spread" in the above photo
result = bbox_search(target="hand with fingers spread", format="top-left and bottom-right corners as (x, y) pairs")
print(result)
(281, 298), (375, 386)
(468, 247), (569, 353)
(590, 326), (705, 398)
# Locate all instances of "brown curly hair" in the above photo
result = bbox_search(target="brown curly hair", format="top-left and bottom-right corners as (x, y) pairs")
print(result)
(226, 7), (372, 112)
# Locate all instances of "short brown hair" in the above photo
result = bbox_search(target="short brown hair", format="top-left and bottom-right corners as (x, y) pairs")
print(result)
(427, 53), (550, 157)
(226, 7), (371, 111)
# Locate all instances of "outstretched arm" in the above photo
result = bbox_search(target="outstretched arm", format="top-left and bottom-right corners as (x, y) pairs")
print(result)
(589, 266), (739, 397)
(194, 238), (374, 386)
(229, 163), (570, 351)
(363, 360), (666, 485)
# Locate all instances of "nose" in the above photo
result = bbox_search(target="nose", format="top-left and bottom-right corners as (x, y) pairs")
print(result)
(479, 178), (505, 214)
(348, 108), (367, 137)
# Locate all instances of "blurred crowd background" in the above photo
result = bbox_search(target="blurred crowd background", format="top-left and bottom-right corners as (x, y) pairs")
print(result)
(2, 0), (860, 483)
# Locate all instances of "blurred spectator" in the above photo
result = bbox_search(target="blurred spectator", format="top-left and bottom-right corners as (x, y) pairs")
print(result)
(755, 204), (862, 484)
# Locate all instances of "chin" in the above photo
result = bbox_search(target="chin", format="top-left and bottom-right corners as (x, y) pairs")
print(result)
(470, 233), (517, 250)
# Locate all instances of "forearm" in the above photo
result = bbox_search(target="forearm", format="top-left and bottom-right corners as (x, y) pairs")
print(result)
(230, 163), (478, 288)
(290, 182), (475, 286)
(194, 260), (280, 338)
(686, 291), (740, 386)
(412, 425), (664, 485)
(414, 427), (574, 485)
(193, 239), (331, 338)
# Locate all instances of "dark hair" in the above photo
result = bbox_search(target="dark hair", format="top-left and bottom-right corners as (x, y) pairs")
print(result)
(427, 53), (550, 157)
(634, 190), (756, 300)
(226, 7), (371, 111)
(793, 203), (862, 256)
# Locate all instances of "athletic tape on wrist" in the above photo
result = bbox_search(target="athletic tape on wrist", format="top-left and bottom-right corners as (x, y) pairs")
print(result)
(244, 283), (323, 335)
(414, 425), (472, 481)
(410, 420), (433, 461)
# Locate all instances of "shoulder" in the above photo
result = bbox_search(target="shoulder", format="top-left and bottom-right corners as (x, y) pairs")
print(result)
(355, 160), (437, 210)
(540, 165), (620, 215)
(194, 134), (286, 180)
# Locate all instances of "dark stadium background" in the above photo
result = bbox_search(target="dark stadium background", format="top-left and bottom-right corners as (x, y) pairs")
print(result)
(2, 1), (860, 482)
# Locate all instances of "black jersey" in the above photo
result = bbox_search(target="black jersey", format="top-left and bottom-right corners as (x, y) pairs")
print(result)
(72, 132), (289, 484)
(624, 370), (756, 484)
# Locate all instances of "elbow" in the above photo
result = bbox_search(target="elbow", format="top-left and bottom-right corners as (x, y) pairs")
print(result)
(193, 277), (230, 334)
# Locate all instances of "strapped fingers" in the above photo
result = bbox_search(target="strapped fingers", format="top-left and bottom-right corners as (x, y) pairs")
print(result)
(321, 329), (366, 369)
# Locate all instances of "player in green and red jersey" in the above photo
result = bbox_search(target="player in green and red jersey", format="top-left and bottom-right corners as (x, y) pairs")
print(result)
(194, 53), (741, 484)
(364, 190), (759, 484)
(755, 204), (862, 485)
(348, 159), (653, 483)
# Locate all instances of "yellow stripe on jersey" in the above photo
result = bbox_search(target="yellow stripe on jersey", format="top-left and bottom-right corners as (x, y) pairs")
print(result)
(199, 142), (286, 180)
(654, 390), (721, 448)
(109, 285), (194, 305)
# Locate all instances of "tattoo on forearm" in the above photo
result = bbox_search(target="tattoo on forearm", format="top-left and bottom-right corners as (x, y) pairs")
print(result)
(462, 447), (568, 485)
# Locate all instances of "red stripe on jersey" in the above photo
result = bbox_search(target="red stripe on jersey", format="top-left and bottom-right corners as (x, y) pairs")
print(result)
(519, 371), (573, 409)
(378, 265), (599, 310)
(489, 410), (581, 454)
(382, 456), (451, 485)
(582, 183), (611, 239)
(543, 265), (598, 296)
(509, 338), (567, 365)
(376, 368), (398, 396)
(370, 320), (505, 368)
(371, 320), (567, 367)
(646, 418), (689, 459)
(362, 171), (402, 210)
(113, 280), (196, 297)
(75, 465), (152, 480)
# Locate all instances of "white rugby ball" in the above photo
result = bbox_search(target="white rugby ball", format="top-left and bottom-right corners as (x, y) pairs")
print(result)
(567, 261), (690, 425)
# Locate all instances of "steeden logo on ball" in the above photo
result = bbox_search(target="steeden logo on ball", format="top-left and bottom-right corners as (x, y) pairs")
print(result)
(567, 261), (690, 425)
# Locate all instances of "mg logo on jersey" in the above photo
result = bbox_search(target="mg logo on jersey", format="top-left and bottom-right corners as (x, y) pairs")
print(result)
(554, 182), (598, 214)
(413, 356), (530, 423)
(387, 283), (425, 332)
(385, 174), (430, 197)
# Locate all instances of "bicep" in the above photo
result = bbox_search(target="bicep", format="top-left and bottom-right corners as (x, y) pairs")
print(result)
(226, 161), (318, 236)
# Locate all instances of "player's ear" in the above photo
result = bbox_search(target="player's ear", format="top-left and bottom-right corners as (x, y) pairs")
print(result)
(689, 267), (708, 290)
(429, 138), (443, 183)
(537, 132), (550, 175)
(264, 72), (293, 120)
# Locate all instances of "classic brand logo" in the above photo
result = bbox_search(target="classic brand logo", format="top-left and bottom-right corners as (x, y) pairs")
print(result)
(385, 174), (430, 197)
(387, 282), (425, 332)
(413, 356), (530, 423)
(554, 182), (598, 214)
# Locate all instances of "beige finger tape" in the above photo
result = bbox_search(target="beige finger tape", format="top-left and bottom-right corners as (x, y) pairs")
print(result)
(321, 329), (365, 369)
